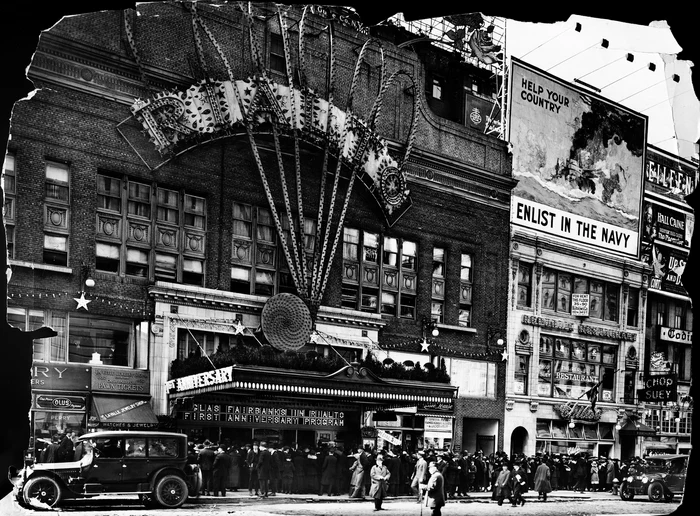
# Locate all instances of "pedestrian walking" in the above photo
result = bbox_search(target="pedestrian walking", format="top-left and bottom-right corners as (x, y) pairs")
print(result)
(494, 462), (513, 506)
(411, 450), (428, 501)
(227, 445), (241, 491)
(420, 461), (445, 516)
(349, 449), (366, 498)
(212, 445), (233, 496)
(590, 460), (600, 491)
(511, 460), (528, 507)
(368, 454), (390, 511)
(534, 458), (552, 501)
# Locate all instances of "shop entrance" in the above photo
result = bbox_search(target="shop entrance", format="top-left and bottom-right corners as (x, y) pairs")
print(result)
(510, 426), (529, 456)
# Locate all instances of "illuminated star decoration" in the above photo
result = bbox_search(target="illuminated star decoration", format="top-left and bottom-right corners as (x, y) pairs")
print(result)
(501, 348), (509, 361)
(232, 320), (247, 335)
(74, 292), (91, 311)
(420, 338), (431, 353)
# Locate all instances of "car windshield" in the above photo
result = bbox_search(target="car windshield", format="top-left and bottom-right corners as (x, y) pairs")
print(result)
(646, 460), (667, 473)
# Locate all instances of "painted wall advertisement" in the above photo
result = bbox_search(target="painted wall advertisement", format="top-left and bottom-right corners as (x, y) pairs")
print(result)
(509, 58), (647, 259)
(646, 243), (688, 295)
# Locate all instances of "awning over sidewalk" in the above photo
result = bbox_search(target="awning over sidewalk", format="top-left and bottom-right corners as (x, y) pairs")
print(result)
(618, 420), (657, 437)
(91, 395), (159, 428)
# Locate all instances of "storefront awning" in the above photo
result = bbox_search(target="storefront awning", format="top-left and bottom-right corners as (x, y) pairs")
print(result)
(91, 395), (159, 428)
(618, 420), (657, 437)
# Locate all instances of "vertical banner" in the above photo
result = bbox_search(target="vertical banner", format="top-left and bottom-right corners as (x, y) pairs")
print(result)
(508, 58), (647, 259)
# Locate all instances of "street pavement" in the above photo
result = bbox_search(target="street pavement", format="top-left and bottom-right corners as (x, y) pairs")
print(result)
(1, 488), (681, 516)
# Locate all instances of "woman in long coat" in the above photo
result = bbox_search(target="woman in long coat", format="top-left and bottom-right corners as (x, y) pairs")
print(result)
(368, 454), (390, 511)
(494, 462), (512, 506)
(534, 459), (552, 501)
(348, 450), (365, 498)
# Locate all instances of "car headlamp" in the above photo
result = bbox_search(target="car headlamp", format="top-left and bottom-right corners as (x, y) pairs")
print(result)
(626, 476), (634, 482)
(641, 476), (649, 484)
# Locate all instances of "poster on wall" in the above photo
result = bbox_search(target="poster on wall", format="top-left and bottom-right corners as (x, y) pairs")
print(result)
(509, 58), (647, 259)
(642, 201), (690, 248)
(646, 242), (688, 295)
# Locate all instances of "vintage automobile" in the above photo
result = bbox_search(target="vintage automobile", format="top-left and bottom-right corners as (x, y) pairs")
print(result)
(619, 454), (688, 502)
(8, 430), (201, 509)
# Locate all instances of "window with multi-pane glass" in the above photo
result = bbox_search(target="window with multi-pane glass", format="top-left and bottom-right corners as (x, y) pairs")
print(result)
(538, 334), (616, 401)
(542, 267), (619, 321)
(96, 174), (205, 285)
(459, 254), (473, 327)
(341, 228), (417, 318)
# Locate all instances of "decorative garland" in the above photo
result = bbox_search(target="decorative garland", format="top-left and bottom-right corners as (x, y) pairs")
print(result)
(7, 288), (152, 318)
(380, 337), (506, 359)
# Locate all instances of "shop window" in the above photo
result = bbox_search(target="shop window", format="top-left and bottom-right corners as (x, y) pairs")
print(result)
(341, 227), (417, 317)
(33, 412), (86, 462)
(69, 314), (132, 366)
(517, 263), (532, 307)
(514, 355), (529, 395)
(536, 420), (551, 438)
(450, 359), (496, 398)
(599, 423), (614, 440)
(539, 336), (553, 356)
(541, 268), (620, 320)
(537, 359), (552, 397)
(551, 421), (567, 439)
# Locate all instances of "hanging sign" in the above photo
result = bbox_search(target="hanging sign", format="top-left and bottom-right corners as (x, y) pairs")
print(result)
(638, 374), (677, 402)
(660, 327), (692, 344)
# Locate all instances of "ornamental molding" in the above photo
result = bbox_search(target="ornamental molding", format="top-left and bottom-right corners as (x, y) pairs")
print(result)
(578, 324), (637, 342)
(521, 314), (574, 332)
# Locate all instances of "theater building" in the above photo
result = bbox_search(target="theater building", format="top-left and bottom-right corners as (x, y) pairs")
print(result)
(504, 59), (649, 460)
(5, 3), (513, 454)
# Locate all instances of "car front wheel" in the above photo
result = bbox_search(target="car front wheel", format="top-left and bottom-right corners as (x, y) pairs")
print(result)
(23, 476), (63, 509)
(620, 483), (635, 501)
(154, 474), (189, 508)
(648, 482), (665, 502)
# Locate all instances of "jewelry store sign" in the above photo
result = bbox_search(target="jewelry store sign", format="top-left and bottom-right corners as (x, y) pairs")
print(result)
(92, 367), (149, 394)
(660, 327), (692, 344)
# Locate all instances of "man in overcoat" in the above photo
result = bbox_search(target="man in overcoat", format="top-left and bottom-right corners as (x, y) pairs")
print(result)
(369, 454), (390, 511)
(420, 461), (446, 516)
(257, 441), (272, 497)
(198, 440), (216, 496)
(411, 450), (428, 501)
(212, 445), (233, 496)
(494, 462), (513, 506)
(319, 448), (338, 495)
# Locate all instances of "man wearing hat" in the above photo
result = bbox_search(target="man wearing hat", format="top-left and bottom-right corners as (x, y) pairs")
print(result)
(494, 461), (512, 506)
(386, 450), (401, 497)
(198, 440), (216, 496)
(411, 450), (428, 502)
(369, 454), (390, 511)
(420, 461), (445, 516)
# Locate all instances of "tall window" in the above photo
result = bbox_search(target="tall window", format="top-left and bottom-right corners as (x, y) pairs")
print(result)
(270, 33), (286, 74)
(673, 302), (686, 329)
(626, 287), (639, 327)
(542, 267), (618, 321)
(431, 247), (445, 323)
(517, 263), (532, 307)
(341, 228), (417, 318)
(95, 174), (206, 285)
(43, 161), (70, 266)
(459, 254), (473, 327)
(231, 202), (316, 297)
(656, 301), (666, 326)
(3, 153), (16, 258)
(177, 328), (231, 360)
(514, 355), (529, 395)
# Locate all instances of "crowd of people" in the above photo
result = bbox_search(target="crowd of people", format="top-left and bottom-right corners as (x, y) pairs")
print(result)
(188, 439), (648, 506)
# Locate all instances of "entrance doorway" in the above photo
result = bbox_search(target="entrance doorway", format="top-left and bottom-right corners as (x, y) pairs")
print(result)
(510, 426), (529, 456)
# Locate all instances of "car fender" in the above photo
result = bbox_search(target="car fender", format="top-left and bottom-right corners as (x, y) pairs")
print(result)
(148, 466), (187, 490)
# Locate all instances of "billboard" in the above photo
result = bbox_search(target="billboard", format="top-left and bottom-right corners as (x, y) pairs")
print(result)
(509, 58), (647, 258)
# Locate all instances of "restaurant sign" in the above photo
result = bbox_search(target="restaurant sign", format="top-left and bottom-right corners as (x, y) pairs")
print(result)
(556, 402), (602, 422)
(638, 374), (677, 402)
(660, 327), (692, 344)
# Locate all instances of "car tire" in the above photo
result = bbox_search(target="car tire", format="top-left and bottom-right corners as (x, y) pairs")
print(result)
(620, 483), (635, 501)
(22, 476), (63, 509)
(154, 474), (189, 508)
(648, 482), (665, 502)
